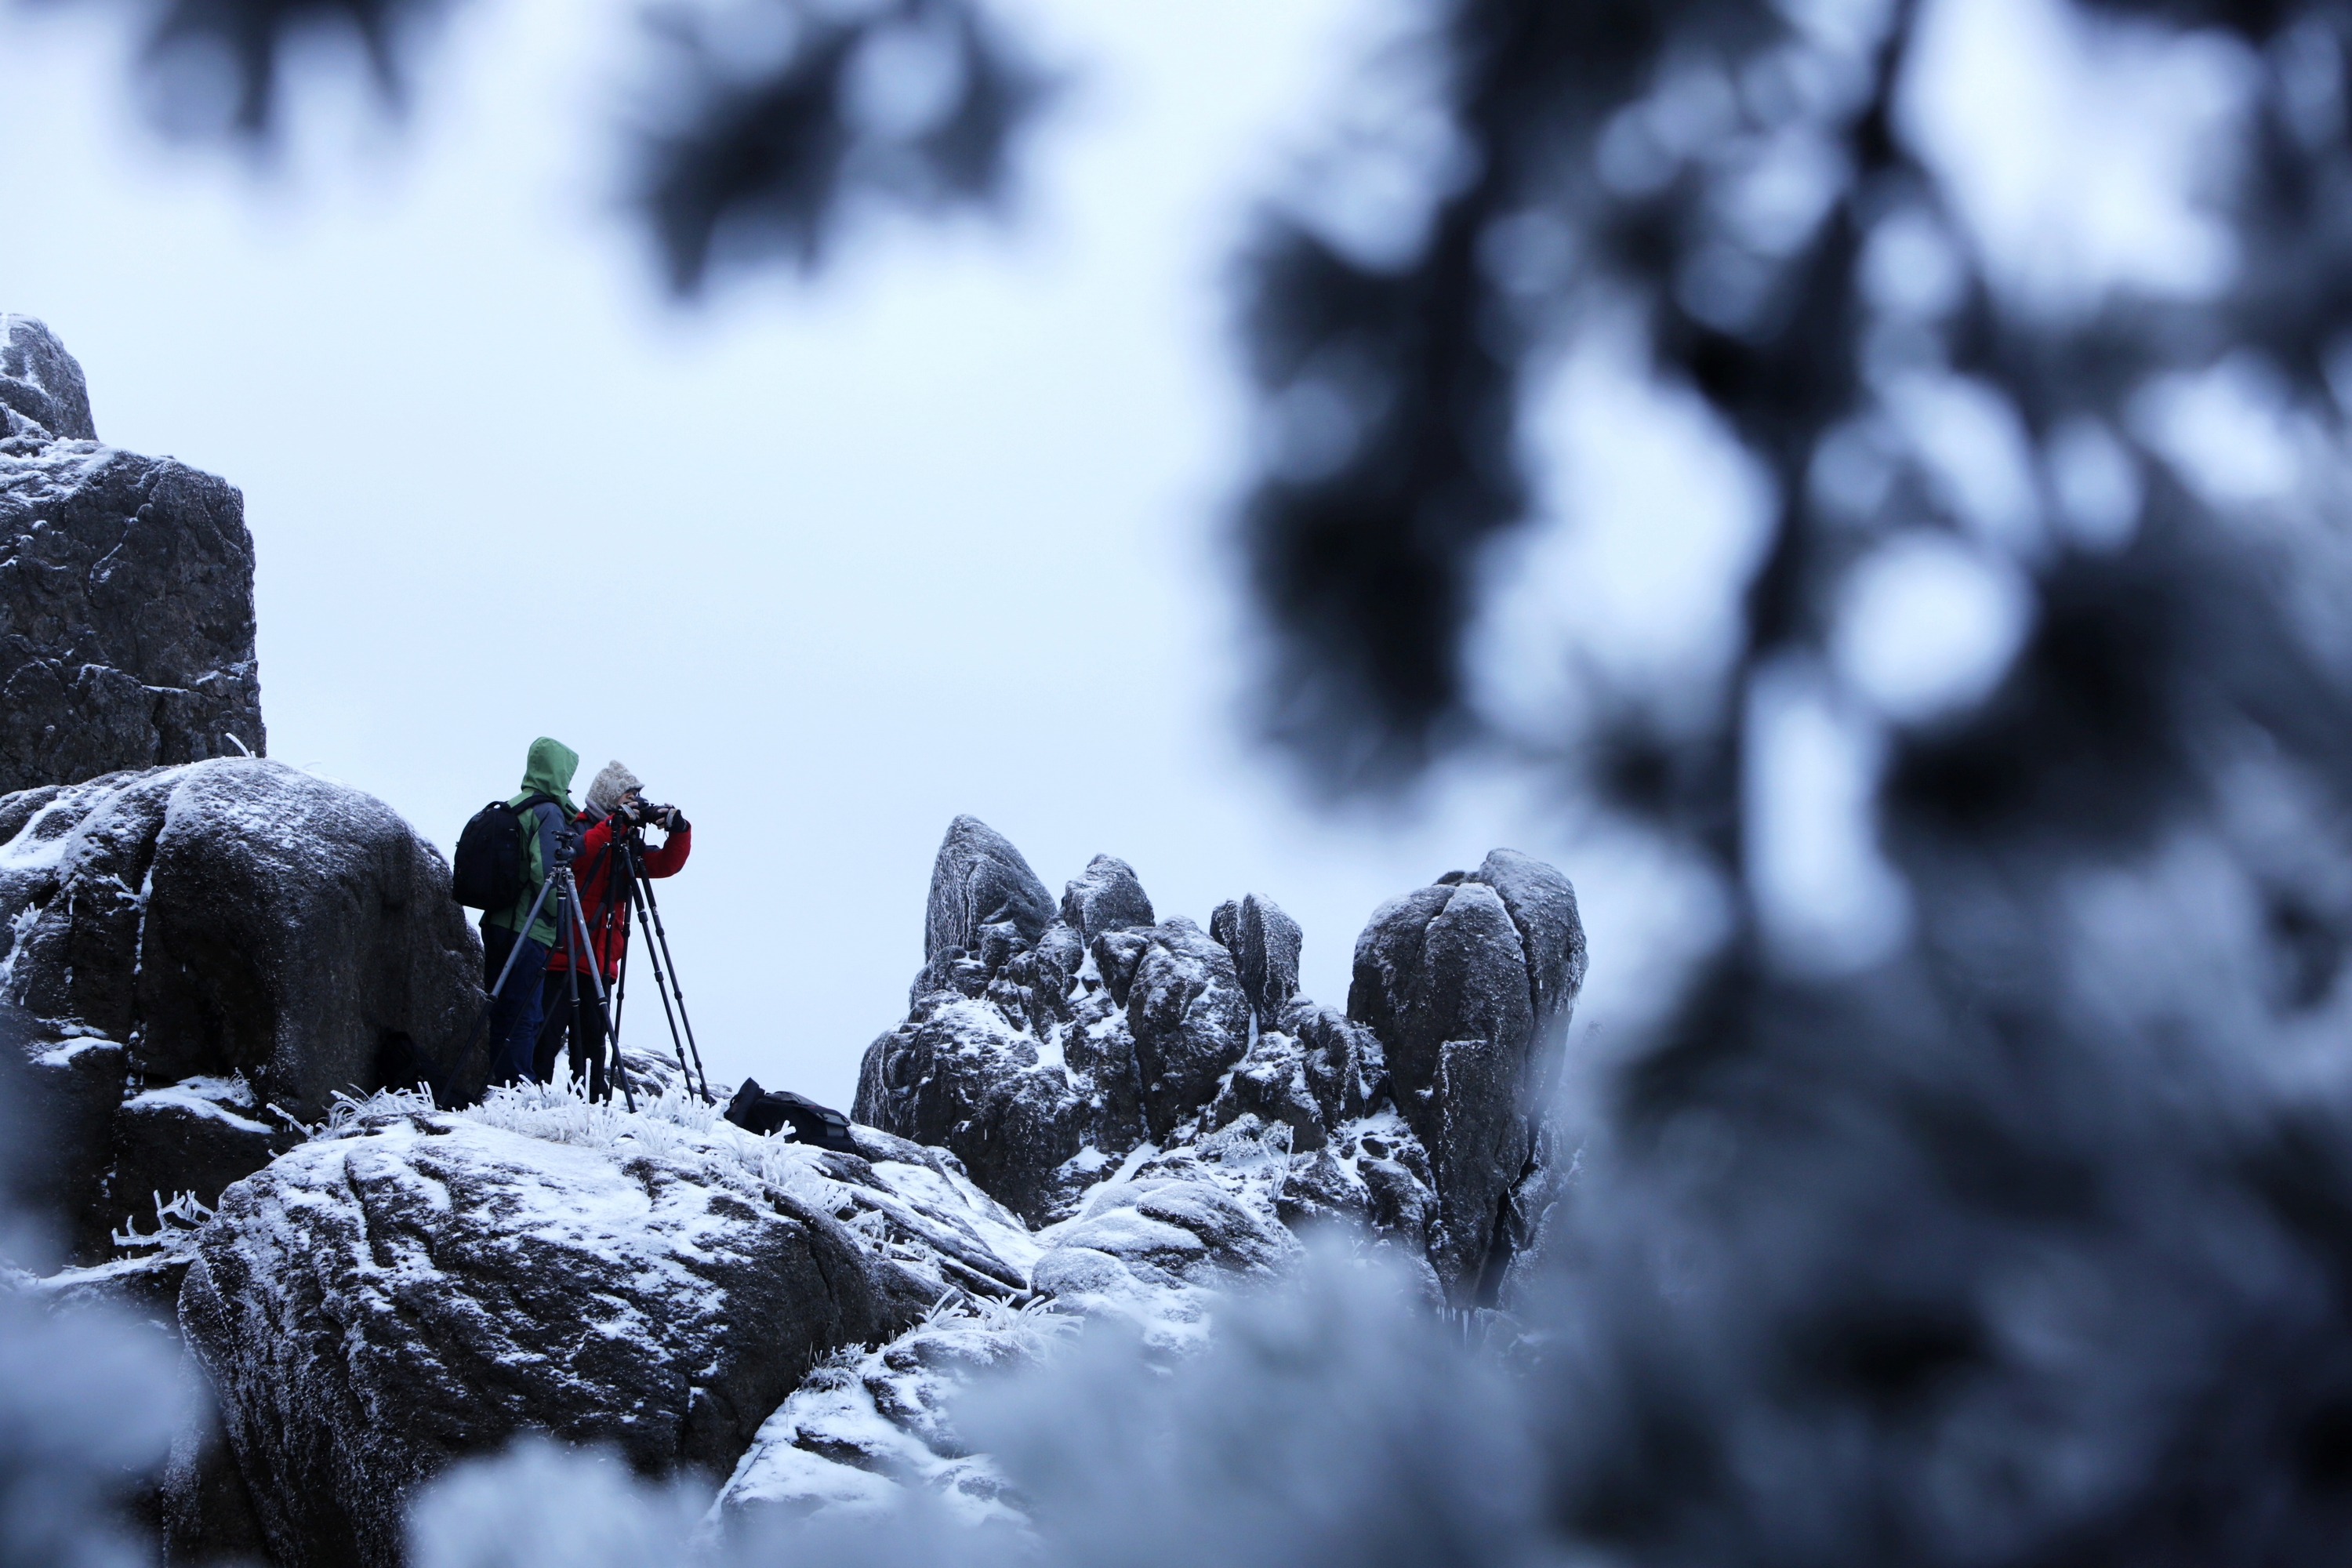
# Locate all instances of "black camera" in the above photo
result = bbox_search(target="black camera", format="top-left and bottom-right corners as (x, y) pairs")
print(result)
(620, 799), (678, 830)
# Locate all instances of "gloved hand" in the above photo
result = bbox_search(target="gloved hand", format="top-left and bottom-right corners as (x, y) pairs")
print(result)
(620, 800), (685, 833)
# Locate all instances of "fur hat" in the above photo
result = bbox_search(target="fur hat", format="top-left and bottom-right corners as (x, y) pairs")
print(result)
(585, 760), (641, 815)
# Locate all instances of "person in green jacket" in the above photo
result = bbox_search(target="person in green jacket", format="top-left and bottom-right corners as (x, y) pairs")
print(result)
(482, 736), (583, 1086)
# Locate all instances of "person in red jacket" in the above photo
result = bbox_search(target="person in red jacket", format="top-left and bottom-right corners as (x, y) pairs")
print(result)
(535, 759), (691, 1094)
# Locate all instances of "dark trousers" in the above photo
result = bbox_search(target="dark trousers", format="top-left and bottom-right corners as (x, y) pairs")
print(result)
(535, 968), (615, 1101)
(481, 924), (548, 1088)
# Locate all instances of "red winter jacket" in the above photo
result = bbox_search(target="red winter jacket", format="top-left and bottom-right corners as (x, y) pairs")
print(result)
(546, 808), (691, 979)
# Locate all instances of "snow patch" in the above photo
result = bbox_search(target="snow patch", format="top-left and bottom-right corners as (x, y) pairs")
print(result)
(124, 1075), (271, 1135)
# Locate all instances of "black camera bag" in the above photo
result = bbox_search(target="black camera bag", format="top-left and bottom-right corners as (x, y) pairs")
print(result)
(724, 1078), (858, 1152)
(451, 792), (554, 911)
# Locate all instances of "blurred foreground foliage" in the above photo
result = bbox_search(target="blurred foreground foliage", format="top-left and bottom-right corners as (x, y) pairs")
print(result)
(51, 1), (2352, 1562)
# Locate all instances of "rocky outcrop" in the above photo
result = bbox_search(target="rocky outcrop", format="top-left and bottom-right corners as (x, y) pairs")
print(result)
(1031, 1149), (1297, 1335)
(1348, 851), (1586, 1300)
(857, 818), (1584, 1299)
(859, 824), (1263, 1224)
(916, 815), (1058, 999)
(0, 316), (264, 794)
(1, 760), (485, 1261)
(1210, 996), (1384, 1152)
(855, 993), (1087, 1226)
(708, 1134), (1298, 1534)
(1059, 854), (1154, 942)
(1211, 892), (1302, 1022)
(2, 1023), (130, 1259)
(1093, 918), (1251, 1142)
(708, 1304), (1063, 1530)
(178, 1093), (1038, 1568)
(47, 805), (1581, 1564)
(0, 316), (96, 442)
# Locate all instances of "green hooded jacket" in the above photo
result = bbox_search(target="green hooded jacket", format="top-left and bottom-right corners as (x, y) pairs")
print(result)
(483, 736), (580, 949)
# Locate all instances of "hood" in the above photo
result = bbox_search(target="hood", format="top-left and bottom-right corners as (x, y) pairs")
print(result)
(517, 736), (580, 816)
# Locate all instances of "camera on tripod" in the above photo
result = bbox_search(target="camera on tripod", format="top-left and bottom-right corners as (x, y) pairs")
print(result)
(619, 798), (677, 830)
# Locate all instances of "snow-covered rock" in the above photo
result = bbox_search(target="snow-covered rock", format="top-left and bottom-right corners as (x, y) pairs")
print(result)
(2, 1017), (129, 1260)
(705, 1126), (1300, 1536)
(1100, 917), (1251, 1142)
(1058, 853), (1155, 943)
(914, 814), (1060, 1005)
(1210, 996), (1385, 1152)
(857, 992), (1087, 1227)
(0, 315), (264, 794)
(706, 1299), (1065, 1533)
(0, 315), (96, 441)
(1210, 891), (1302, 1023)
(1031, 1147), (1297, 1350)
(0, 760), (482, 1261)
(180, 1086), (1037, 1568)
(855, 818), (1582, 1299)
(1348, 851), (1586, 1299)
(125, 810), (1583, 1563)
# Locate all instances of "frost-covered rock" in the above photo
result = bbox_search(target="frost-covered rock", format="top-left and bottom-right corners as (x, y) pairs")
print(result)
(2, 1020), (127, 1259)
(1348, 851), (1585, 1301)
(1058, 854), (1154, 944)
(707, 1133), (1303, 1536)
(914, 815), (1058, 1000)
(1064, 982), (1148, 1158)
(1033, 1152), (1296, 1349)
(1211, 998), (1384, 1152)
(0, 760), (481, 1261)
(0, 316), (96, 442)
(0, 316), (263, 793)
(1210, 892), (1302, 1023)
(1467, 848), (1588, 1109)
(706, 1301), (1064, 1533)
(864, 824), (1252, 1221)
(1098, 918), (1250, 1142)
(860, 816), (1576, 1302)
(855, 992), (1087, 1227)
(180, 1087), (1037, 1568)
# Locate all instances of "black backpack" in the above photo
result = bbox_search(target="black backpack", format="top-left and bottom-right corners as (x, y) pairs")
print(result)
(451, 793), (552, 911)
(724, 1078), (858, 1153)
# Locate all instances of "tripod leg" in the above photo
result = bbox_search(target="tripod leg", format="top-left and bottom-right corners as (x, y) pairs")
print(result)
(463, 872), (563, 1076)
(592, 851), (630, 1045)
(564, 869), (635, 1112)
(627, 875), (696, 1100)
(629, 845), (712, 1103)
(532, 985), (568, 1084)
(488, 874), (559, 1000)
(611, 941), (629, 1055)
(625, 846), (707, 1102)
(570, 970), (593, 1098)
(550, 884), (588, 1105)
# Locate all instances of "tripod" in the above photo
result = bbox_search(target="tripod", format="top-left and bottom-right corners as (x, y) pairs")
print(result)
(612, 827), (712, 1103)
(539, 816), (709, 1105)
(468, 865), (633, 1110)
(552, 863), (636, 1112)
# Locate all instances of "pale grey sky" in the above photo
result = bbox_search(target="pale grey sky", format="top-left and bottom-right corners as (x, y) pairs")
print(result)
(0, 0), (1638, 1108)
(0, 0), (2249, 1108)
